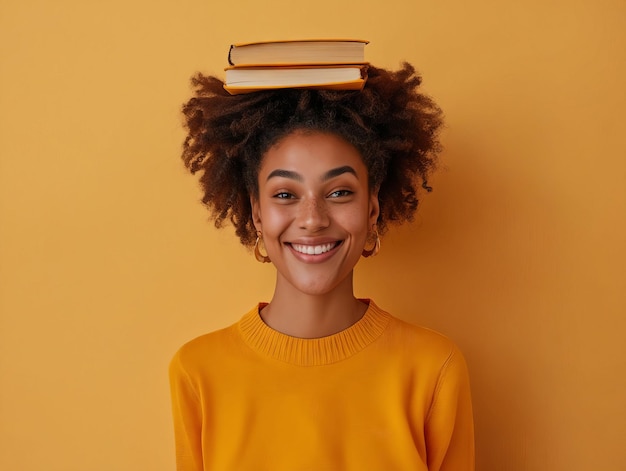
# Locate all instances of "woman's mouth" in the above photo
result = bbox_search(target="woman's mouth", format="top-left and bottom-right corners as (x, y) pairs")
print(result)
(290, 241), (341, 255)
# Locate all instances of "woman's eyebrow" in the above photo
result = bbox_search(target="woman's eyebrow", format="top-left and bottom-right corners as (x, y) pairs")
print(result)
(266, 169), (303, 182)
(322, 166), (357, 181)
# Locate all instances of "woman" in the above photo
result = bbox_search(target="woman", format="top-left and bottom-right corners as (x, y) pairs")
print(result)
(170, 63), (474, 471)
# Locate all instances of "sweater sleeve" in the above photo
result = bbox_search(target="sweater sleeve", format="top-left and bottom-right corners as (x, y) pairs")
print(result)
(169, 350), (204, 471)
(424, 347), (475, 471)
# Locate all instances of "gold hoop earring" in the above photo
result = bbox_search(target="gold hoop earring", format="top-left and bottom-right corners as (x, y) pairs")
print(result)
(362, 227), (380, 258)
(254, 232), (271, 263)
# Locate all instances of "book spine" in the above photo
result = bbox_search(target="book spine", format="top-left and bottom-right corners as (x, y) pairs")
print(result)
(227, 45), (235, 66)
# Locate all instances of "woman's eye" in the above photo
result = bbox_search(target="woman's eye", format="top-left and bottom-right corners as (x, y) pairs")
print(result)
(328, 190), (353, 198)
(274, 192), (294, 199)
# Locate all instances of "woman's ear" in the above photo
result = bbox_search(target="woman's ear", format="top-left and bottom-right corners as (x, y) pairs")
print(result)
(250, 196), (262, 232)
(369, 189), (380, 227)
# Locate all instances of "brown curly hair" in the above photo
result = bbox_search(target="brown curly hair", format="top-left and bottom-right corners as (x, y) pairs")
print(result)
(181, 63), (444, 247)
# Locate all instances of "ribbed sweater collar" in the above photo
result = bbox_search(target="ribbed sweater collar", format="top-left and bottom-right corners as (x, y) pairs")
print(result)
(237, 299), (391, 366)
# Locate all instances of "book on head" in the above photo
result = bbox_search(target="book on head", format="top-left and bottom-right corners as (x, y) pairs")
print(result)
(223, 64), (368, 95)
(228, 39), (368, 67)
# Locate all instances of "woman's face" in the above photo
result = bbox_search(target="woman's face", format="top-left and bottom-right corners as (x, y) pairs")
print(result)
(251, 130), (379, 297)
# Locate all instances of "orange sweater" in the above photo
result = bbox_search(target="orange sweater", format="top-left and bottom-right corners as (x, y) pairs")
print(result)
(169, 300), (474, 471)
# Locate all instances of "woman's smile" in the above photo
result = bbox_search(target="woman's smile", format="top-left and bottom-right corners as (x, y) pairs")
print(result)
(290, 241), (339, 255)
(287, 240), (343, 262)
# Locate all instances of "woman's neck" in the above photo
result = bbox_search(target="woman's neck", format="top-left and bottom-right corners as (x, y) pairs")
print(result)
(259, 274), (368, 339)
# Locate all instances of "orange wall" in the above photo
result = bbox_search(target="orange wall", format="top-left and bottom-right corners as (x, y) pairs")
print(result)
(1, 1), (624, 470)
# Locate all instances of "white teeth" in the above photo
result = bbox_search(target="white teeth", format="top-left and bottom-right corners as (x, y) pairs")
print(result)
(292, 243), (336, 255)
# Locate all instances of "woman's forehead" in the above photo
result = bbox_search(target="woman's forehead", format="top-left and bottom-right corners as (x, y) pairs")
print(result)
(259, 131), (366, 178)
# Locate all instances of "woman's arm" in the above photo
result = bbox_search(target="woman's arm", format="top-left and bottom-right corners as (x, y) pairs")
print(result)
(169, 351), (204, 471)
(424, 347), (475, 471)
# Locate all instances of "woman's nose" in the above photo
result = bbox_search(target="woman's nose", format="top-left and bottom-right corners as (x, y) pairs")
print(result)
(298, 196), (330, 231)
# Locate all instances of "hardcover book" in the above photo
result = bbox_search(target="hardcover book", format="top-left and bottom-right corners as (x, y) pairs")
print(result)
(228, 39), (368, 66)
(224, 64), (368, 95)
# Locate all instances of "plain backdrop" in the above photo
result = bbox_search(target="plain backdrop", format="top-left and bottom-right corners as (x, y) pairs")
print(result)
(1, 0), (625, 470)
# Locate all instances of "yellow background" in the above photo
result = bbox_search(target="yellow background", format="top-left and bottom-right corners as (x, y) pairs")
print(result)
(1, 1), (625, 470)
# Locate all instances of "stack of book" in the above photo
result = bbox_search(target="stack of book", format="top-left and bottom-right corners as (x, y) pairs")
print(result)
(223, 39), (369, 95)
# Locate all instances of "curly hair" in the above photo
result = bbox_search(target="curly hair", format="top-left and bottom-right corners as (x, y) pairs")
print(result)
(181, 63), (444, 247)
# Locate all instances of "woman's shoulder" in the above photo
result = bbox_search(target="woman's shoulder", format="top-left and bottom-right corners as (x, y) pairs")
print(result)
(169, 326), (234, 374)
(371, 301), (465, 362)
(176, 324), (237, 354)
(170, 306), (257, 371)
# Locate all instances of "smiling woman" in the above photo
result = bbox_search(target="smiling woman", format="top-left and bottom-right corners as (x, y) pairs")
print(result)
(170, 62), (474, 471)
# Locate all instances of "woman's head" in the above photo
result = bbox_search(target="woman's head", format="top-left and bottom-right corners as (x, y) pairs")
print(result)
(181, 63), (443, 247)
